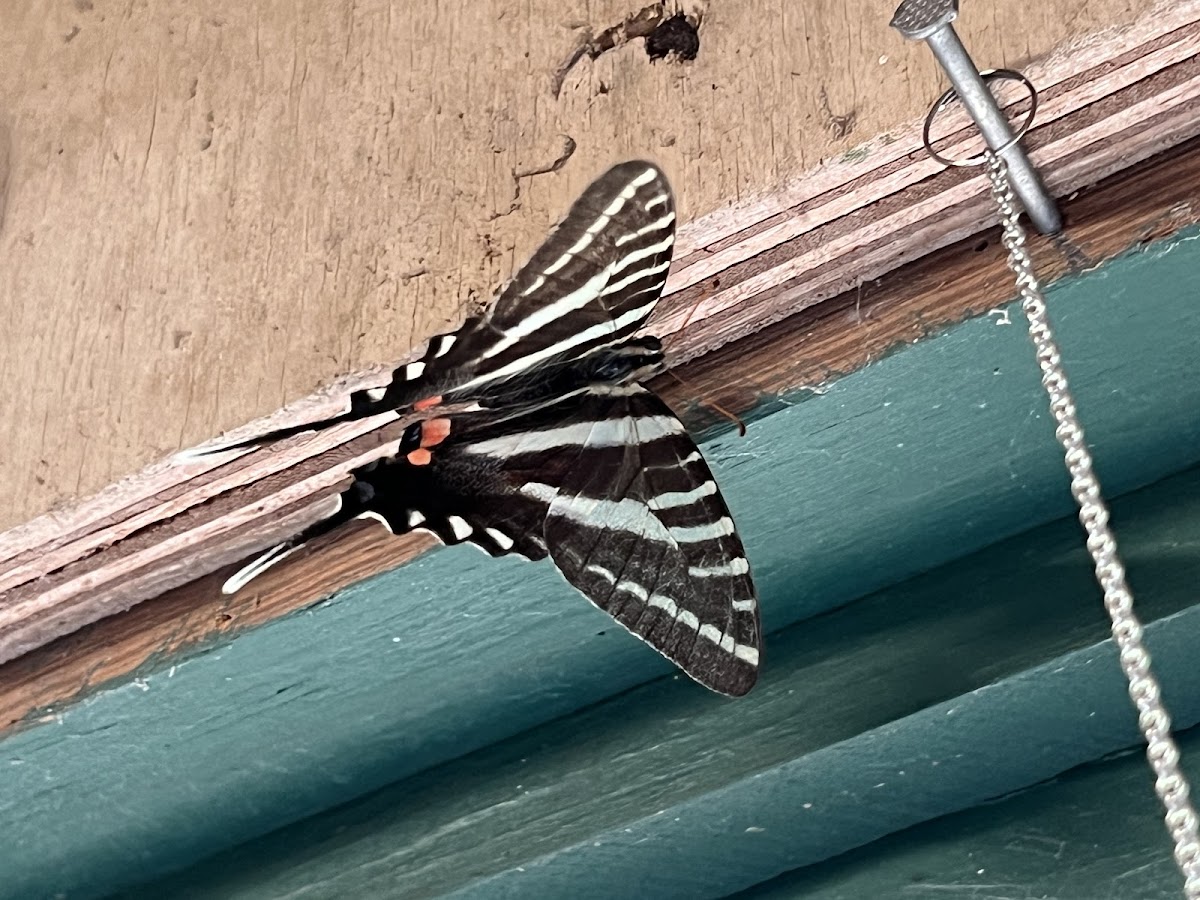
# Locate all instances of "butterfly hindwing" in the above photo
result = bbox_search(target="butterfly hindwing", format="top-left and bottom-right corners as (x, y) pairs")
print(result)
(350, 453), (553, 562)
(380, 384), (760, 696)
(538, 387), (760, 696)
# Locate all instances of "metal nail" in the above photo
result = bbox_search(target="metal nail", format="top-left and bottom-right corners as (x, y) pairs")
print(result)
(891, 0), (1062, 234)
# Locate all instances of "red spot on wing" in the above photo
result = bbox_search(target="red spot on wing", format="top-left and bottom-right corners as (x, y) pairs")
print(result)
(414, 394), (443, 412)
(407, 448), (433, 466)
(420, 417), (452, 448)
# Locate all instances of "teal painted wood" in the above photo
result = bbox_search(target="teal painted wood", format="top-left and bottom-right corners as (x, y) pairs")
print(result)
(735, 728), (1200, 899)
(129, 464), (1200, 898)
(1, 228), (1198, 897)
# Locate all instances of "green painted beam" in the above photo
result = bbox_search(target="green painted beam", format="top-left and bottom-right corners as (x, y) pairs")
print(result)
(735, 729), (1200, 899)
(128, 463), (1200, 898)
(1, 228), (1198, 897)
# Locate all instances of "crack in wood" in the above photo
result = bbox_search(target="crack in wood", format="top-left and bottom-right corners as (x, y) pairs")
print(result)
(551, 4), (668, 98)
(819, 85), (857, 142)
(645, 12), (701, 62)
(513, 135), (577, 179)
(490, 135), (578, 221)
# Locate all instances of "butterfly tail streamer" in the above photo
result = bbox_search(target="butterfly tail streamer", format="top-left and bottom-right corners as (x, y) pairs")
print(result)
(221, 542), (302, 595)
(221, 479), (381, 594)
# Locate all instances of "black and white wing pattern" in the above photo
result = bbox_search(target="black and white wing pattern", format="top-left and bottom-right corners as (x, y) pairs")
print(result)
(222, 160), (763, 695)
(538, 389), (760, 697)
(352, 160), (677, 413)
(315, 385), (759, 696)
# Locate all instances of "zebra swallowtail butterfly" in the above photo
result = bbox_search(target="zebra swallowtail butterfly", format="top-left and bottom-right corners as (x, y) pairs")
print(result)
(221, 161), (761, 695)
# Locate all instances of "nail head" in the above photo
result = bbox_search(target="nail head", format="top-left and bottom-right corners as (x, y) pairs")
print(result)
(890, 0), (960, 41)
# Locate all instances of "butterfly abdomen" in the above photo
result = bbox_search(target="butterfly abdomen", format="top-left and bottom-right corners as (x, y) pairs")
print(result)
(460, 336), (665, 410)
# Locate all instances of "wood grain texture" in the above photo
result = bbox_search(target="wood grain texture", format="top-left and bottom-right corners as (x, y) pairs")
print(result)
(3, 7), (1198, 665)
(86, 467), (1200, 898)
(2, 135), (1198, 728)
(0, 0), (1156, 530)
(683, 134), (1200, 423)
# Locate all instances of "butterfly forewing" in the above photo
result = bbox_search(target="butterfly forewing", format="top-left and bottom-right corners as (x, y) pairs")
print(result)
(365, 161), (676, 411)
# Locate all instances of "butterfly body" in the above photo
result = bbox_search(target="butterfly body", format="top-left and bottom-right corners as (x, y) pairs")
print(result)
(222, 161), (762, 696)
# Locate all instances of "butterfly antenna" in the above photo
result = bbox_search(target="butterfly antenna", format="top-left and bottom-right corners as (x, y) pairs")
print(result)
(661, 283), (711, 357)
(664, 369), (747, 437)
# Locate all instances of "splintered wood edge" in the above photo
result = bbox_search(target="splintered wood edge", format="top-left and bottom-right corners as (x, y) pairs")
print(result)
(655, 15), (1200, 359)
(0, 4), (1198, 685)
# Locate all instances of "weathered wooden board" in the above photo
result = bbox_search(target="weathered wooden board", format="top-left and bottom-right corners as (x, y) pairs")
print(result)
(0, 0), (1166, 530)
(2, 133), (1198, 717)
(3, 0), (1197, 673)
(2, 227), (1199, 897)
(118, 466), (1200, 898)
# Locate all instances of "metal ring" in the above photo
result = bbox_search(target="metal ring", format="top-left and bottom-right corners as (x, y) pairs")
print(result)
(922, 68), (1039, 168)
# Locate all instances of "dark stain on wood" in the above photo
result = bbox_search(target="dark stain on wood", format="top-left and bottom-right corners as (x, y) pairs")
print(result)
(552, 4), (671, 97)
(645, 13), (700, 62)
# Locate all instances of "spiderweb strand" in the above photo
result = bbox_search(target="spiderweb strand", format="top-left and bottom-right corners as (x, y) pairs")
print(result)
(985, 152), (1200, 898)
